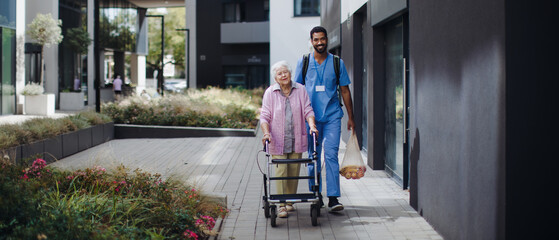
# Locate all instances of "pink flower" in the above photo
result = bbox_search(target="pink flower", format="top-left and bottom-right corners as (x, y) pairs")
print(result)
(183, 229), (198, 240)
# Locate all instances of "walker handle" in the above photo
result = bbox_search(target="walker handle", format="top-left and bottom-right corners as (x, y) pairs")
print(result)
(312, 132), (317, 153)
(264, 140), (269, 152)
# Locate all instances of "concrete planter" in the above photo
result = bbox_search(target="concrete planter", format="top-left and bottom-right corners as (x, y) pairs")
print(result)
(100, 88), (114, 102)
(104, 122), (115, 141)
(114, 124), (257, 139)
(78, 127), (93, 151)
(24, 94), (55, 116)
(59, 92), (84, 111)
(44, 136), (63, 163)
(1, 122), (115, 163)
(91, 124), (104, 146)
(62, 131), (79, 157)
(21, 140), (44, 160)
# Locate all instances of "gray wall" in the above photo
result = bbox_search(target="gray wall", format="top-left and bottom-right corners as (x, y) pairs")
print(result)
(323, 0), (556, 238)
(409, 0), (506, 239)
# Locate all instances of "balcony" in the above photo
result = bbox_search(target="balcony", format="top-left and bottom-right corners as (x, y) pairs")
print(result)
(221, 21), (269, 44)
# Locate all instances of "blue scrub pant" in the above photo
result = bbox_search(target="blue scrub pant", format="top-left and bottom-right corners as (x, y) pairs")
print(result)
(307, 118), (341, 197)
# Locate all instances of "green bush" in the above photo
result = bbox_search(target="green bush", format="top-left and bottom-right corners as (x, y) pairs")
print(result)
(0, 159), (227, 239)
(102, 87), (262, 129)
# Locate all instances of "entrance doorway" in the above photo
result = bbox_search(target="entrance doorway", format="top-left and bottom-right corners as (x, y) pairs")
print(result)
(383, 15), (409, 188)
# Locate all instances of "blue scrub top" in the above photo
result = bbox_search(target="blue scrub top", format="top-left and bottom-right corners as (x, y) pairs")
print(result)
(294, 53), (351, 122)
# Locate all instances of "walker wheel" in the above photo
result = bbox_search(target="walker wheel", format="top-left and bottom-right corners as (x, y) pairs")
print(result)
(270, 205), (277, 227)
(311, 204), (319, 226)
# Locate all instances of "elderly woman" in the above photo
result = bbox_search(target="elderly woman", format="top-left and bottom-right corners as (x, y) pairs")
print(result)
(260, 61), (318, 218)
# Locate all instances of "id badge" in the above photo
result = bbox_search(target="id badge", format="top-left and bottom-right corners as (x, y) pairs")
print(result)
(315, 85), (325, 92)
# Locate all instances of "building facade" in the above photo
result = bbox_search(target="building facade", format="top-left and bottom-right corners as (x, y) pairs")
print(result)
(0, 0), (184, 116)
(323, 0), (555, 239)
(269, 0), (320, 84)
(196, 0), (270, 89)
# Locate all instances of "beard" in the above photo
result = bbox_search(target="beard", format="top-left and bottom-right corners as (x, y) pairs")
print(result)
(313, 43), (327, 53)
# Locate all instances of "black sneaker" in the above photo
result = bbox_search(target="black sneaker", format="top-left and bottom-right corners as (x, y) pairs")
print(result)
(319, 194), (324, 208)
(328, 197), (344, 212)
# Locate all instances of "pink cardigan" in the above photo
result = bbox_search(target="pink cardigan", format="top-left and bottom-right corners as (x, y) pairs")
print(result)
(260, 82), (315, 155)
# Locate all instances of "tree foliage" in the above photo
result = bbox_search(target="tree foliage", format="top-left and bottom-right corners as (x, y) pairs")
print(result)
(65, 27), (92, 55)
(26, 13), (63, 47)
(146, 8), (186, 78)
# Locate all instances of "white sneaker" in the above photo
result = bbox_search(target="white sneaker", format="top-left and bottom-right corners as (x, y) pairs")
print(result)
(278, 207), (288, 218)
(286, 205), (295, 212)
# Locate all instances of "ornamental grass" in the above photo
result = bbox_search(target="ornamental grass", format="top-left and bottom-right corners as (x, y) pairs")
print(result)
(0, 158), (227, 239)
(0, 111), (112, 150)
(101, 87), (263, 129)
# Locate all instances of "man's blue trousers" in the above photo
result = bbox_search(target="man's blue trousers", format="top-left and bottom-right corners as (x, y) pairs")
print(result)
(307, 118), (341, 197)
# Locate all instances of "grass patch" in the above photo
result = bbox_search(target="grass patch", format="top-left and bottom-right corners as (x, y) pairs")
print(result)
(0, 158), (228, 239)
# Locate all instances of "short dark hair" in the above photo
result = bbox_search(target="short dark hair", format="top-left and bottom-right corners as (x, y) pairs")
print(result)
(310, 26), (328, 39)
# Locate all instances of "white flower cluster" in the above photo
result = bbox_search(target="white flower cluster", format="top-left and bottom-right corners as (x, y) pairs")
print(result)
(21, 83), (45, 96)
(26, 13), (63, 47)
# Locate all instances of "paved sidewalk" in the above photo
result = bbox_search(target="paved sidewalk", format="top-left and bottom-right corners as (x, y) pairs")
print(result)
(46, 127), (443, 240)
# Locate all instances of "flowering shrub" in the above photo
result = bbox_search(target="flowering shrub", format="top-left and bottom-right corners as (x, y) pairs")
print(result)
(21, 83), (44, 96)
(0, 159), (228, 239)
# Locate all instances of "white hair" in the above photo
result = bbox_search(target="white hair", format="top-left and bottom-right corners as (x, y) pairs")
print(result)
(271, 60), (292, 79)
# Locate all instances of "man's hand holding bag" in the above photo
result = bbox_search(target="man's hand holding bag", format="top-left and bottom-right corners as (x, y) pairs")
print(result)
(339, 131), (366, 179)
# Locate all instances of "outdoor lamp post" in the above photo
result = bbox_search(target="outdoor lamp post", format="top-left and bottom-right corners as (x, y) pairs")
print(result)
(146, 15), (165, 96)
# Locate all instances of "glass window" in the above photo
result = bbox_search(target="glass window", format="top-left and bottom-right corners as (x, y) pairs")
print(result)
(2, 28), (16, 115)
(0, 0), (16, 29)
(384, 17), (404, 183)
(223, 2), (245, 23)
(0, 0), (16, 115)
(294, 0), (320, 17)
(99, 0), (138, 52)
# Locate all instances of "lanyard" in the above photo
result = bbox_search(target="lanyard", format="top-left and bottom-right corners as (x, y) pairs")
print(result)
(313, 53), (328, 85)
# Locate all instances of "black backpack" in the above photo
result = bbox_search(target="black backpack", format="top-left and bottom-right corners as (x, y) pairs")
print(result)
(301, 53), (343, 106)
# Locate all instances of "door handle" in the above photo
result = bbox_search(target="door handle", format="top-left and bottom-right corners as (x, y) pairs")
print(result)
(403, 58), (407, 144)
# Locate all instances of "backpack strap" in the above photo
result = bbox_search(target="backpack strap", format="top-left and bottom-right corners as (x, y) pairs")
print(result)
(333, 55), (340, 86)
(302, 53), (310, 85)
(333, 55), (343, 106)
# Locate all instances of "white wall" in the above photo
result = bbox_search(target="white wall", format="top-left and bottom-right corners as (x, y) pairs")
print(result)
(341, 0), (368, 23)
(16, 0), (26, 113)
(25, 0), (59, 95)
(269, 0), (319, 85)
(185, 0), (196, 88)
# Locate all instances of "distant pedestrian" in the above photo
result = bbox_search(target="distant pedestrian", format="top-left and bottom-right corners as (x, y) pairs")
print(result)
(113, 74), (123, 100)
(73, 76), (81, 91)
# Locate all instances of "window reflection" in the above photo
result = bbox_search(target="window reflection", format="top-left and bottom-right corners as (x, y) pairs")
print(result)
(99, 0), (138, 52)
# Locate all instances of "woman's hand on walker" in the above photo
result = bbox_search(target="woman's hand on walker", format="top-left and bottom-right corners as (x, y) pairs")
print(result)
(309, 126), (319, 137)
(262, 133), (271, 146)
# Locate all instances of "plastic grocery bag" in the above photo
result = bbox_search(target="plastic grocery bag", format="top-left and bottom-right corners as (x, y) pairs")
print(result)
(339, 131), (366, 179)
